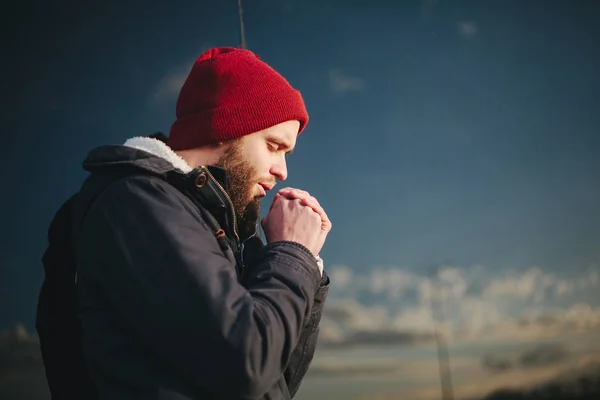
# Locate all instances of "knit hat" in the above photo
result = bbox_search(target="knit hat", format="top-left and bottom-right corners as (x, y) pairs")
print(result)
(167, 47), (309, 151)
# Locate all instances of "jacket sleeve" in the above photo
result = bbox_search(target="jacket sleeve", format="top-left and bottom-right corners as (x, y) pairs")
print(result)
(76, 175), (322, 399)
(283, 270), (330, 398)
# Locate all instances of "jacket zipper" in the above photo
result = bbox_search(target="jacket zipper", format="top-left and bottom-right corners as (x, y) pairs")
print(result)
(201, 166), (245, 277)
(201, 166), (240, 242)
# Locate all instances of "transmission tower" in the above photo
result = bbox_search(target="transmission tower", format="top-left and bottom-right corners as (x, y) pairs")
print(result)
(428, 266), (455, 400)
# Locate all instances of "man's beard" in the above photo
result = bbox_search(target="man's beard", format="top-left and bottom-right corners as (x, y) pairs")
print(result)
(215, 141), (264, 239)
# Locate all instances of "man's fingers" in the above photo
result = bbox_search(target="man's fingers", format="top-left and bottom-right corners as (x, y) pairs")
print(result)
(299, 197), (331, 230)
(278, 187), (310, 200)
(272, 187), (331, 231)
(279, 188), (321, 208)
(269, 193), (283, 212)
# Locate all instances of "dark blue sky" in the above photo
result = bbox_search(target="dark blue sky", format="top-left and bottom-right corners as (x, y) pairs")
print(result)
(2, 0), (599, 330)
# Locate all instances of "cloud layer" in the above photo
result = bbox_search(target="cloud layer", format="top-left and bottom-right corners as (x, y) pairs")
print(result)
(318, 264), (600, 348)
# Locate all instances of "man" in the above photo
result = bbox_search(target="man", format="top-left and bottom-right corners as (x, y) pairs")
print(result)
(71, 47), (331, 399)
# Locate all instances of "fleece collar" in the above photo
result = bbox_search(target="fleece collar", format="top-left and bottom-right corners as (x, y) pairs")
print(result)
(123, 136), (193, 174)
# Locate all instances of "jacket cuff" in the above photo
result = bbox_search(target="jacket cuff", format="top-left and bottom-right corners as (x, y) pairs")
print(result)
(312, 269), (330, 313)
(262, 241), (322, 292)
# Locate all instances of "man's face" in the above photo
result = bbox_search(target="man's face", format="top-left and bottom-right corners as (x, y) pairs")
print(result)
(215, 120), (299, 237)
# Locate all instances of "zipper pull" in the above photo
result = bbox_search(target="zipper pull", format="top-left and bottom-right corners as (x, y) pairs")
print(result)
(238, 242), (246, 279)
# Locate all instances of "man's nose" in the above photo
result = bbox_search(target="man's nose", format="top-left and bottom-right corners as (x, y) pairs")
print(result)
(270, 159), (288, 181)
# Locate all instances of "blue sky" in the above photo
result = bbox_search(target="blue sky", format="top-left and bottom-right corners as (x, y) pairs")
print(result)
(2, 1), (600, 398)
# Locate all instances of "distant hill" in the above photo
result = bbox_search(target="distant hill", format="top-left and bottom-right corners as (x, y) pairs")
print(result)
(480, 362), (600, 400)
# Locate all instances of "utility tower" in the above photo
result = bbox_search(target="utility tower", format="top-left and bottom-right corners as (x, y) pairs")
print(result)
(428, 265), (455, 400)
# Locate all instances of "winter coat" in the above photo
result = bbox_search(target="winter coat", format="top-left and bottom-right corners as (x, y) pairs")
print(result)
(71, 135), (330, 400)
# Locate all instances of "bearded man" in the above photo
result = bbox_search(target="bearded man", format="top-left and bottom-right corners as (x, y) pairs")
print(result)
(42, 47), (332, 400)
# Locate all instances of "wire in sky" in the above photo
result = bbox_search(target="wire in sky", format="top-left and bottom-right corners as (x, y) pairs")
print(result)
(238, 0), (247, 49)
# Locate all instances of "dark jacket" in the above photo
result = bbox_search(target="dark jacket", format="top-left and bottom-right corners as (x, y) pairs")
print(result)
(71, 140), (330, 400)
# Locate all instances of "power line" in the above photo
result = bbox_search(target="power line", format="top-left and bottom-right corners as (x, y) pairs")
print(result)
(238, 0), (247, 49)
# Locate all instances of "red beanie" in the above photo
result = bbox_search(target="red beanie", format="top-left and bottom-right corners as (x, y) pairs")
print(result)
(167, 47), (309, 150)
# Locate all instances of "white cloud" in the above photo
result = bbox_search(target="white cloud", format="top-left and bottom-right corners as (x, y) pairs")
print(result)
(322, 299), (389, 333)
(392, 302), (436, 333)
(555, 280), (574, 296)
(482, 267), (548, 299)
(367, 267), (414, 299)
(457, 20), (478, 38)
(149, 69), (189, 105)
(328, 69), (365, 93)
(148, 44), (213, 105)
(320, 264), (600, 348)
(327, 264), (353, 288)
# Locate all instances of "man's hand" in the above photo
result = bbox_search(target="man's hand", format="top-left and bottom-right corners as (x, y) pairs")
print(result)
(269, 188), (332, 257)
(261, 194), (323, 257)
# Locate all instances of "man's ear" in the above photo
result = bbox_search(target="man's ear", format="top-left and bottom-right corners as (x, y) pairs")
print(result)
(215, 138), (240, 154)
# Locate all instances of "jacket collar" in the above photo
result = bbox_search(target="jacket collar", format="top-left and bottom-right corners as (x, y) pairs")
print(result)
(123, 135), (193, 174)
(82, 133), (256, 242)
